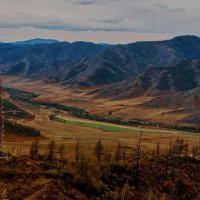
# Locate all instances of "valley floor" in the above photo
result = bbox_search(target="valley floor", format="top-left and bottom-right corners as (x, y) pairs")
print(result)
(5, 97), (200, 159)
(4, 76), (196, 126)
(2, 76), (200, 158)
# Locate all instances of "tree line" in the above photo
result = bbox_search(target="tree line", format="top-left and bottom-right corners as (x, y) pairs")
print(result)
(5, 120), (41, 137)
(26, 134), (200, 200)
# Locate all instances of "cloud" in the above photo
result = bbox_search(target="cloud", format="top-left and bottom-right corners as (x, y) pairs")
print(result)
(155, 3), (169, 11)
(74, 1), (98, 5)
(0, 0), (199, 43)
(155, 3), (185, 13)
(169, 8), (185, 13)
(95, 17), (124, 24)
(0, 12), (141, 32)
(0, 19), (134, 32)
(73, 0), (105, 5)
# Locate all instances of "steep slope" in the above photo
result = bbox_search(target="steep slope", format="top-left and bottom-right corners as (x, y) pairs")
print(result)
(157, 60), (200, 91)
(93, 60), (200, 98)
(72, 35), (200, 86)
(0, 41), (105, 83)
(90, 60), (200, 125)
(1, 35), (200, 87)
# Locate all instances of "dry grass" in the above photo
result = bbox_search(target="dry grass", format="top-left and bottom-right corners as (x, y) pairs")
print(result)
(4, 76), (193, 126)
(3, 76), (200, 158)
(4, 100), (199, 159)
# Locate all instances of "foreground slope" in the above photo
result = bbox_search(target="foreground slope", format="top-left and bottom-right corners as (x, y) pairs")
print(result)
(0, 156), (199, 200)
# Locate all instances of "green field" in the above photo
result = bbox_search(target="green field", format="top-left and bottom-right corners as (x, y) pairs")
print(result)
(54, 117), (139, 133)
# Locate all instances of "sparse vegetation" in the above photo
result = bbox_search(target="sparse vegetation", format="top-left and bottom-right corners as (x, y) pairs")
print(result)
(0, 137), (199, 200)
(30, 138), (40, 158)
(7, 88), (200, 133)
(5, 120), (41, 137)
(47, 139), (56, 161)
(2, 32), (200, 200)
(1, 87), (200, 199)
(5, 87), (39, 101)
(3, 99), (33, 119)
(94, 140), (104, 163)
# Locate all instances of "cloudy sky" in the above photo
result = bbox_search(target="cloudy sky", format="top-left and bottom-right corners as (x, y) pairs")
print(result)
(0, 0), (199, 43)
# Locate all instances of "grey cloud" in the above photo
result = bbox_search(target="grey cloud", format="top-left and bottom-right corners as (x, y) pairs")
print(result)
(0, 20), (137, 32)
(74, 1), (97, 5)
(155, 3), (169, 11)
(0, 12), (139, 32)
(155, 3), (185, 13)
(169, 8), (185, 13)
(0, 0), (199, 43)
(73, 0), (121, 6)
(73, 0), (104, 5)
(95, 17), (124, 24)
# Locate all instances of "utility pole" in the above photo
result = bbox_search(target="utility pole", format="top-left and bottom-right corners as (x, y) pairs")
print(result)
(135, 130), (142, 185)
(0, 75), (17, 159)
(0, 76), (7, 159)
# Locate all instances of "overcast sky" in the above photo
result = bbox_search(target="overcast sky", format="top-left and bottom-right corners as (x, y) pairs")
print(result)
(0, 0), (199, 44)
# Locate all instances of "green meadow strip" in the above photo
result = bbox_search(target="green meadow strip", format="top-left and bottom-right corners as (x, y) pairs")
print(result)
(54, 117), (139, 133)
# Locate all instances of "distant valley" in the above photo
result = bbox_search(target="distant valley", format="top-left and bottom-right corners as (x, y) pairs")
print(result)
(1, 35), (200, 127)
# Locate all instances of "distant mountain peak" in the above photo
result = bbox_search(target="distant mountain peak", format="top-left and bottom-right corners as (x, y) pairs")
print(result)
(173, 35), (200, 40)
(13, 38), (60, 45)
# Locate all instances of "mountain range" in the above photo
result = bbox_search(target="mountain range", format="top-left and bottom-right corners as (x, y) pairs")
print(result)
(0, 35), (200, 88)
(1, 35), (200, 125)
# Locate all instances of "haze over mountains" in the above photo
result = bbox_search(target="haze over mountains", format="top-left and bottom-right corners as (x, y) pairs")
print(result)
(1, 35), (200, 99)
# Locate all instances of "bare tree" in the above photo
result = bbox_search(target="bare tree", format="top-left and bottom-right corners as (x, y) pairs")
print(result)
(123, 150), (126, 162)
(135, 131), (142, 184)
(78, 154), (89, 178)
(184, 140), (189, 157)
(152, 149), (155, 158)
(48, 139), (56, 161)
(58, 143), (65, 165)
(115, 142), (121, 162)
(171, 138), (188, 157)
(29, 138), (39, 158)
(192, 144), (200, 159)
(94, 140), (104, 163)
(169, 135), (173, 157)
(75, 140), (80, 163)
(156, 141), (160, 155)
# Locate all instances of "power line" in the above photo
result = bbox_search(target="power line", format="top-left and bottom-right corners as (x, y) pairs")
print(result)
(161, 16), (200, 34)
(127, 0), (199, 41)
(0, 76), (7, 159)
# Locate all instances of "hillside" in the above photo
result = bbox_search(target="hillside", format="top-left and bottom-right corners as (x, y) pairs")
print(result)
(0, 41), (105, 84)
(88, 60), (200, 125)
(2, 35), (200, 126)
(0, 155), (199, 200)
(94, 60), (200, 98)
(1, 35), (200, 87)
